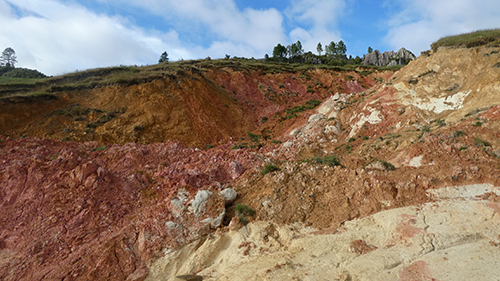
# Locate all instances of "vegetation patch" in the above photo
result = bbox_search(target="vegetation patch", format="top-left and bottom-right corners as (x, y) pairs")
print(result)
(234, 204), (255, 225)
(431, 29), (500, 51)
(301, 155), (342, 168)
(473, 137), (491, 147)
(261, 164), (280, 176)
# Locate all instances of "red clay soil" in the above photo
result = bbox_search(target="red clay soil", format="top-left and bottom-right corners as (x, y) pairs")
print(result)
(1, 57), (499, 280)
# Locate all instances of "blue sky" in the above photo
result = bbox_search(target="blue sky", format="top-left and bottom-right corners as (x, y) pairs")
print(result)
(1, 0), (499, 75)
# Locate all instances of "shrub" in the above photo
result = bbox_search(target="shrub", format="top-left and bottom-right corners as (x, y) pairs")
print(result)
(310, 155), (342, 167)
(261, 116), (268, 123)
(234, 204), (255, 225)
(85, 122), (98, 129)
(379, 160), (396, 170)
(247, 132), (261, 142)
(232, 144), (247, 149)
(473, 137), (491, 147)
(133, 124), (145, 132)
(421, 125), (431, 132)
(261, 164), (280, 175)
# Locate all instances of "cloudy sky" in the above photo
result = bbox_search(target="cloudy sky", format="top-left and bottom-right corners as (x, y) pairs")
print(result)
(1, 0), (499, 75)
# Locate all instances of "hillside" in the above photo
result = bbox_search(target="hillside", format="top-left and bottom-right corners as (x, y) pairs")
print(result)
(1, 33), (500, 281)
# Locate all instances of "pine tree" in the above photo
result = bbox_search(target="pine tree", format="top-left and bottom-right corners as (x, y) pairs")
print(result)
(158, 51), (169, 63)
(1, 47), (18, 67)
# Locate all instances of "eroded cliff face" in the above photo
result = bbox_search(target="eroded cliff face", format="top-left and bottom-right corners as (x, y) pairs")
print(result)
(0, 66), (388, 148)
(1, 45), (500, 281)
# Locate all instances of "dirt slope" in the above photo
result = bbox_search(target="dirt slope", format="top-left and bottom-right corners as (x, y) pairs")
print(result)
(1, 45), (500, 281)
(0, 65), (388, 148)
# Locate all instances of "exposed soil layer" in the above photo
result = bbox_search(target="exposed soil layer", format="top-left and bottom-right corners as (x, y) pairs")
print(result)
(0, 66), (389, 148)
(1, 45), (500, 280)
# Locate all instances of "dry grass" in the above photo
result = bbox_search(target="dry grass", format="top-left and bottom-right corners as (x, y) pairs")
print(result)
(431, 29), (500, 51)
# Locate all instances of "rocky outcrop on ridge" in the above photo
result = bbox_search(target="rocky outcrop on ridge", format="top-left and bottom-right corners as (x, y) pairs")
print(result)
(363, 47), (416, 66)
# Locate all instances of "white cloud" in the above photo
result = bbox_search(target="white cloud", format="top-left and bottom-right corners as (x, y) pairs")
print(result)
(285, 0), (346, 51)
(112, 0), (287, 58)
(0, 0), (183, 75)
(384, 0), (500, 54)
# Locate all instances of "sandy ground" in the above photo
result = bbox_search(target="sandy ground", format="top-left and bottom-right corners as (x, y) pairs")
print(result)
(147, 183), (500, 281)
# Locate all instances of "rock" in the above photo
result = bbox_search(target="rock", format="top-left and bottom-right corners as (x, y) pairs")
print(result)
(363, 47), (416, 66)
(365, 160), (395, 171)
(493, 150), (500, 158)
(348, 239), (377, 255)
(220, 188), (237, 204)
(229, 160), (244, 179)
(308, 113), (324, 123)
(126, 266), (149, 281)
(191, 190), (213, 216)
(316, 97), (337, 115)
(289, 128), (300, 136)
(166, 221), (182, 230)
(327, 110), (338, 120)
(324, 124), (341, 135)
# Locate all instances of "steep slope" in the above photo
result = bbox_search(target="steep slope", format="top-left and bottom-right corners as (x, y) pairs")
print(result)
(1, 42), (500, 281)
(0, 63), (389, 148)
(145, 45), (500, 279)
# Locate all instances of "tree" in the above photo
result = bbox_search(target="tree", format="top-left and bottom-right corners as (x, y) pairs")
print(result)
(272, 44), (287, 62)
(158, 51), (169, 63)
(316, 42), (323, 56)
(368, 46), (373, 54)
(1, 47), (17, 67)
(325, 41), (336, 56)
(336, 40), (347, 56)
(295, 40), (303, 56)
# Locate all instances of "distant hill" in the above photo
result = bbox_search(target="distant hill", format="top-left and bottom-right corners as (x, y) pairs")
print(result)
(0, 66), (47, 78)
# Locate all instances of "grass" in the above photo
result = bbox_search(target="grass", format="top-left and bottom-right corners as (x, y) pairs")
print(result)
(261, 164), (280, 176)
(91, 146), (106, 151)
(431, 29), (500, 51)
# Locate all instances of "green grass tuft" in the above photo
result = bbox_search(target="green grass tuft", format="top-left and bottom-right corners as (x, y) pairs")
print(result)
(261, 164), (280, 175)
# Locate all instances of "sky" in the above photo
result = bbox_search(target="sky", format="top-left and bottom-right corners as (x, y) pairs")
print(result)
(1, 0), (499, 76)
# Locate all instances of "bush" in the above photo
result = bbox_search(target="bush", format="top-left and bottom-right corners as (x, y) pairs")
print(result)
(234, 204), (255, 225)
(261, 164), (280, 175)
(473, 137), (491, 147)
(302, 155), (342, 168)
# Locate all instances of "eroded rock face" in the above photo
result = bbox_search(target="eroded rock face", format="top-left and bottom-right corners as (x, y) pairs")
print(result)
(0, 137), (260, 281)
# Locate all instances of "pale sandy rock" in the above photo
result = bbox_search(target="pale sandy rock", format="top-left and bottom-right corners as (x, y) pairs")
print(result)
(146, 184), (500, 281)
